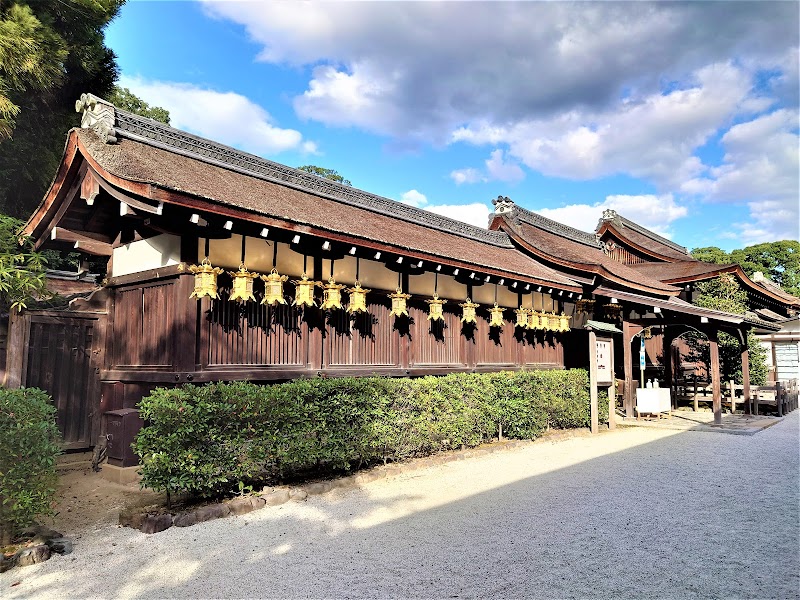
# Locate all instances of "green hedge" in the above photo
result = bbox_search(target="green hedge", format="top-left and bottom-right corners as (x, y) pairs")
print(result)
(0, 387), (61, 544)
(134, 370), (605, 498)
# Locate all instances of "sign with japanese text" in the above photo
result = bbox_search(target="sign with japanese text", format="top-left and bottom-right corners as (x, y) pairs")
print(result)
(595, 338), (613, 385)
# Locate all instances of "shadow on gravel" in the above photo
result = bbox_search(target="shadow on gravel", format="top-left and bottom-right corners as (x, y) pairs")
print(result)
(7, 413), (799, 600)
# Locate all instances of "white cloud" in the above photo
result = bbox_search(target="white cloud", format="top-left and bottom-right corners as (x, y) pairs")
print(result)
(485, 149), (525, 183)
(426, 202), (491, 230)
(450, 168), (483, 185)
(536, 194), (688, 238)
(399, 189), (428, 208)
(682, 108), (799, 244)
(118, 75), (314, 156)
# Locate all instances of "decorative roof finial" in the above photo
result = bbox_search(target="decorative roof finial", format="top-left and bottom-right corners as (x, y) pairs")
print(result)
(602, 209), (618, 221)
(75, 93), (117, 143)
(492, 195), (516, 214)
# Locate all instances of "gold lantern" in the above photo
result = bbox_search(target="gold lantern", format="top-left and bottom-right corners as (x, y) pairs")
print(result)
(426, 293), (447, 321)
(546, 312), (559, 331)
(261, 268), (288, 306)
(319, 277), (345, 310)
(488, 303), (505, 328)
(528, 310), (541, 330)
(228, 264), (259, 303)
(460, 298), (479, 324)
(515, 307), (531, 328)
(346, 281), (370, 314)
(292, 274), (317, 307)
(604, 303), (622, 320)
(389, 288), (411, 318)
(642, 326), (653, 339)
(189, 257), (224, 300)
(558, 312), (571, 332)
(576, 299), (595, 314)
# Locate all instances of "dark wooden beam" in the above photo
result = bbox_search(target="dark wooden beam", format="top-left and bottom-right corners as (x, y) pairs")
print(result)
(73, 238), (113, 256)
(622, 320), (634, 418)
(50, 226), (113, 245)
(709, 329), (722, 425)
(741, 342), (751, 415)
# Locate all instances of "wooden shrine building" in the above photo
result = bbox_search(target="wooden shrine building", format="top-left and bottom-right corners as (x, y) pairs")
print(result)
(7, 94), (799, 466)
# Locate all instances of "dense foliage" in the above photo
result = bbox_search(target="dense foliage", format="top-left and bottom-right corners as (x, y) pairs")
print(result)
(297, 165), (352, 186)
(134, 370), (602, 498)
(106, 85), (170, 124)
(691, 241), (800, 298)
(0, 0), (123, 218)
(0, 213), (51, 312)
(687, 274), (767, 386)
(0, 387), (61, 544)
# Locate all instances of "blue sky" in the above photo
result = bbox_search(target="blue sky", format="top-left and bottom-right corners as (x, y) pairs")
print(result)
(106, 1), (799, 251)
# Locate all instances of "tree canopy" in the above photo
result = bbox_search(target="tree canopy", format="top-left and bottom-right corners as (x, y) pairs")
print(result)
(297, 165), (351, 186)
(0, 0), (122, 219)
(0, 213), (50, 312)
(691, 240), (800, 297)
(106, 85), (170, 124)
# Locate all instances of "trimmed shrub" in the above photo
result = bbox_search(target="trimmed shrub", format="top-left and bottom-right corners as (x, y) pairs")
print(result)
(134, 369), (595, 498)
(0, 387), (61, 544)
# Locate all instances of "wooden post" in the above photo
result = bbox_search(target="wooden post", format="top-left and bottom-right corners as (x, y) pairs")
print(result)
(3, 311), (28, 388)
(709, 331), (722, 425)
(622, 321), (634, 418)
(741, 345), (751, 415)
(776, 381), (783, 417)
(728, 379), (735, 414)
(608, 383), (616, 430)
(589, 329), (599, 434)
(693, 375), (699, 412)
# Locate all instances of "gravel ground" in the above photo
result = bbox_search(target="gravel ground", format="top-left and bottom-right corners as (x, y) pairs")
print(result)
(4, 412), (798, 600)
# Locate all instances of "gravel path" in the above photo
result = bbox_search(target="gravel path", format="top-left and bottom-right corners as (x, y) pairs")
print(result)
(4, 412), (798, 599)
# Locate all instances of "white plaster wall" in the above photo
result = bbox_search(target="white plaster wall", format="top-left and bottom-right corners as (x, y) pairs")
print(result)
(112, 233), (181, 277)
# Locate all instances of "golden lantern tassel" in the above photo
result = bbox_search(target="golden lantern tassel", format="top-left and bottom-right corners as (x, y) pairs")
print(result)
(261, 268), (288, 306)
(189, 257), (224, 300)
(459, 298), (479, 324)
(346, 281), (370, 314)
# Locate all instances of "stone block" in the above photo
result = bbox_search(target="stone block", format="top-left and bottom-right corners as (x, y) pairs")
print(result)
(305, 482), (332, 496)
(263, 489), (290, 506)
(140, 513), (174, 534)
(289, 488), (308, 501)
(16, 544), (50, 567)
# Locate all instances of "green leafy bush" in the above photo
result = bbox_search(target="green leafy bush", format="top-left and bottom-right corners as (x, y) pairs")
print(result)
(0, 387), (61, 544)
(134, 370), (595, 498)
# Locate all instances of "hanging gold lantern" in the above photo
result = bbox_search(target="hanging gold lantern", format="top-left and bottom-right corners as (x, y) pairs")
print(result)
(228, 264), (259, 303)
(547, 312), (560, 331)
(389, 288), (411, 318)
(489, 303), (505, 328)
(576, 299), (595, 314)
(459, 298), (479, 324)
(426, 293), (447, 321)
(515, 307), (531, 328)
(292, 274), (317, 307)
(604, 303), (622, 320)
(261, 268), (288, 306)
(642, 326), (653, 339)
(346, 281), (370, 314)
(528, 310), (541, 330)
(189, 257), (224, 300)
(319, 277), (345, 310)
(558, 312), (571, 332)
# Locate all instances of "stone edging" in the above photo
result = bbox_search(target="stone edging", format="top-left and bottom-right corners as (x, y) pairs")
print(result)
(0, 526), (73, 573)
(120, 431), (591, 535)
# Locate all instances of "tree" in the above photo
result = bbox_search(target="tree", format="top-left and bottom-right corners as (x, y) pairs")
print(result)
(687, 274), (767, 386)
(297, 165), (351, 186)
(106, 85), (170, 125)
(0, 0), (123, 219)
(691, 241), (800, 298)
(0, 213), (51, 312)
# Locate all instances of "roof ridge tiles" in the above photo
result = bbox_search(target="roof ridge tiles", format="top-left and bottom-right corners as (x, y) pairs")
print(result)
(109, 108), (515, 248)
(601, 210), (688, 255)
(511, 204), (602, 248)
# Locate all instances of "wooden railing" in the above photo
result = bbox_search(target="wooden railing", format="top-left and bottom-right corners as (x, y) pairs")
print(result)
(674, 377), (799, 416)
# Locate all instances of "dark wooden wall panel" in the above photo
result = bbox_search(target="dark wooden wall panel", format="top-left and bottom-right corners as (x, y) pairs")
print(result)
(475, 315), (517, 365)
(206, 298), (307, 366)
(516, 329), (564, 365)
(410, 304), (465, 366)
(325, 299), (398, 367)
(113, 282), (175, 368)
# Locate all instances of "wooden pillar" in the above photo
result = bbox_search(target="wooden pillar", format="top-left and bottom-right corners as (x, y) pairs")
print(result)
(588, 329), (599, 434)
(3, 311), (29, 389)
(741, 339), (752, 415)
(709, 330), (722, 425)
(728, 380), (736, 414)
(662, 328), (675, 409)
(622, 320), (634, 418)
(309, 255), (323, 371)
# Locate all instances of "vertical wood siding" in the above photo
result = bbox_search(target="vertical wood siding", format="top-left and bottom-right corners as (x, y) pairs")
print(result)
(325, 298), (398, 366)
(113, 282), (175, 368)
(206, 298), (307, 366)
(410, 303), (465, 366)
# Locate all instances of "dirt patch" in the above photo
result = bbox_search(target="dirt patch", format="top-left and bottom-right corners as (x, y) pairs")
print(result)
(43, 455), (163, 538)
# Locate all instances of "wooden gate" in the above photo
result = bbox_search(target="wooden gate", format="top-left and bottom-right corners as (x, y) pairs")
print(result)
(5, 310), (105, 450)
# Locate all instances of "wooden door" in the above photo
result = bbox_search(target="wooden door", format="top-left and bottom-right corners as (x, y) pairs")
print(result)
(23, 314), (102, 450)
